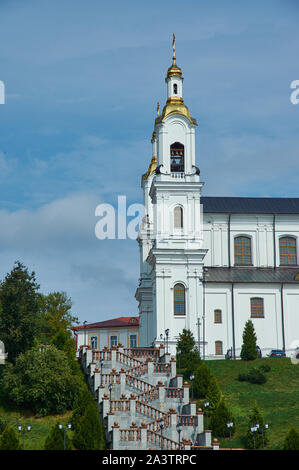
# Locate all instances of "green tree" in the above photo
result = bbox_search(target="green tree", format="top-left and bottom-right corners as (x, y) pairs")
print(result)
(245, 401), (268, 449)
(44, 421), (72, 450)
(193, 362), (213, 398)
(72, 400), (105, 450)
(205, 375), (221, 413)
(0, 426), (21, 450)
(0, 345), (82, 416)
(176, 329), (200, 371)
(0, 261), (41, 363)
(211, 399), (235, 438)
(241, 320), (258, 361)
(283, 427), (299, 450)
(39, 292), (79, 344)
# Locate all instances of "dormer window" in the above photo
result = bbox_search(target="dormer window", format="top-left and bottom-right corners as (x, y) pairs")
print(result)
(173, 83), (178, 95)
(170, 142), (184, 173)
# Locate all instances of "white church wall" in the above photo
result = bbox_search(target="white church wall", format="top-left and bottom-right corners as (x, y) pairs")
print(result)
(284, 285), (299, 353)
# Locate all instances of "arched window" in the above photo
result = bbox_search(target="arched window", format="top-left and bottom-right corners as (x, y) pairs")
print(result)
(250, 298), (264, 318)
(234, 236), (252, 265)
(170, 142), (184, 173)
(215, 341), (223, 356)
(214, 309), (222, 324)
(174, 283), (185, 316)
(279, 236), (297, 265)
(174, 206), (183, 229)
(173, 83), (178, 95)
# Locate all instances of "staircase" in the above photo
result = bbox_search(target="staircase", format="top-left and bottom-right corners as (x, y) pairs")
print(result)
(79, 343), (219, 450)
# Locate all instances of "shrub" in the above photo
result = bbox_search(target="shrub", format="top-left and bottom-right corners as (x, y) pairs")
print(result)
(259, 364), (271, 373)
(0, 426), (21, 450)
(237, 367), (267, 385)
(0, 345), (82, 416)
(283, 427), (299, 450)
(193, 362), (213, 398)
(205, 375), (221, 412)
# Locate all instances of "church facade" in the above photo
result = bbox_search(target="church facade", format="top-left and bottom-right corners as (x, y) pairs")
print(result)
(135, 41), (299, 359)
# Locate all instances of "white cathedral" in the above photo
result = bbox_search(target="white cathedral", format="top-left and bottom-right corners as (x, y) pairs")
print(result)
(76, 39), (299, 360)
(135, 39), (299, 359)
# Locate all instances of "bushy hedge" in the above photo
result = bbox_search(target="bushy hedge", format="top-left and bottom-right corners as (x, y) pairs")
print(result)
(238, 366), (269, 385)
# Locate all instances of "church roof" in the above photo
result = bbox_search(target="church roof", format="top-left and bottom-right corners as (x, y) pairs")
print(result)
(73, 316), (139, 330)
(201, 197), (299, 214)
(205, 267), (299, 284)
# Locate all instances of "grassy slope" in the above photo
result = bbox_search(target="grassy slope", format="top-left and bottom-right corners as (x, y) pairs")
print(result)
(204, 358), (299, 449)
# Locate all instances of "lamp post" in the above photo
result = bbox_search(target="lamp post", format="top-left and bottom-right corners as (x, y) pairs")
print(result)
(204, 401), (210, 429)
(261, 423), (269, 449)
(159, 418), (164, 450)
(250, 425), (258, 450)
(83, 320), (87, 346)
(190, 374), (194, 401)
(165, 329), (170, 354)
(177, 349), (181, 371)
(227, 421), (233, 450)
(100, 359), (104, 387)
(108, 383), (113, 413)
(176, 423), (182, 449)
(18, 425), (31, 450)
(58, 423), (72, 450)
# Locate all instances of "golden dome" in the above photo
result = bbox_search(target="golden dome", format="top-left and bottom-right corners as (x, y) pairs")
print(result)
(142, 156), (157, 182)
(166, 58), (183, 79)
(155, 97), (197, 126)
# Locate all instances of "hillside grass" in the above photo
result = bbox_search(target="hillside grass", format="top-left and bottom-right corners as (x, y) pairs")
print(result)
(204, 358), (299, 449)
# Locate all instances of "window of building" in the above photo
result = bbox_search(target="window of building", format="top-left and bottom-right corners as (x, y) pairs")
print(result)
(170, 142), (184, 173)
(173, 83), (178, 95)
(279, 236), (297, 265)
(250, 297), (264, 318)
(215, 341), (223, 355)
(174, 283), (185, 316)
(129, 335), (137, 348)
(174, 206), (183, 228)
(110, 335), (118, 347)
(214, 309), (222, 324)
(234, 236), (252, 265)
(90, 336), (98, 350)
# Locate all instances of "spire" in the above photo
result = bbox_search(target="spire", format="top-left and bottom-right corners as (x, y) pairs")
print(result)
(166, 33), (182, 79)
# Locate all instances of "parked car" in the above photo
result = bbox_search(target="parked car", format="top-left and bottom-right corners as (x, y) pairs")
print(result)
(268, 349), (286, 358)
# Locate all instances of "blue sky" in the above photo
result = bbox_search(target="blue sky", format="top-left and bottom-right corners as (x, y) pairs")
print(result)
(0, 0), (298, 323)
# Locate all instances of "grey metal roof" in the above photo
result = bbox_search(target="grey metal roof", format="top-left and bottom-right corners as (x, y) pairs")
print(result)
(201, 197), (299, 214)
(205, 267), (299, 284)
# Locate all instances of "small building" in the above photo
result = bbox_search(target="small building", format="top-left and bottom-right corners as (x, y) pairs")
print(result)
(73, 316), (140, 353)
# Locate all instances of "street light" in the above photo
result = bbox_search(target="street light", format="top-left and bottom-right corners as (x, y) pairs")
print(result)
(250, 425), (258, 450)
(204, 401), (210, 429)
(18, 425), (31, 450)
(83, 320), (87, 346)
(227, 421), (233, 450)
(100, 359), (104, 387)
(165, 329), (170, 354)
(58, 423), (72, 450)
(261, 423), (269, 449)
(190, 374), (194, 401)
(176, 423), (182, 449)
(159, 418), (164, 450)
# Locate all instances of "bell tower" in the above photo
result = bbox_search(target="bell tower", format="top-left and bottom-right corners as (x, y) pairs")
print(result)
(136, 36), (207, 354)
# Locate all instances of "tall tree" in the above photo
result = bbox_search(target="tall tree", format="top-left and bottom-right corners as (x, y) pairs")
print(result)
(176, 329), (200, 371)
(72, 400), (106, 450)
(283, 427), (299, 450)
(0, 261), (41, 363)
(44, 421), (72, 450)
(241, 319), (258, 361)
(245, 401), (268, 449)
(211, 399), (236, 438)
(39, 291), (79, 343)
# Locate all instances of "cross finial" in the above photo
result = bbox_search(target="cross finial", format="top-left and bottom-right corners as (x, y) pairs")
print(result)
(172, 33), (176, 63)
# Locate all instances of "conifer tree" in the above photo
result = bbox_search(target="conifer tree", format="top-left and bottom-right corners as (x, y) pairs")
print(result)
(176, 329), (200, 371)
(245, 401), (268, 449)
(72, 400), (105, 450)
(44, 422), (72, 450)
(283, 427), (299, 450)
(205, 375), (221, 413)
(211, 399), (235, 438)
(193, 362), (213, 398)
(241, 320), (258, 361)
(0, 426), (21, 450)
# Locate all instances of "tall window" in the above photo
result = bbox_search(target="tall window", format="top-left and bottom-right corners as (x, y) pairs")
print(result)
(215, 341), (223, 355)
(214, 309), (222, 324)
(174, 283), (185, 316)
(279, 237), (297, 265)
(174, 206), (183, 228)
(250, 298), (264, 318)
(234, 236), (252, 265)
(129, 335), (137, 348)
(170, 142), (184, 173)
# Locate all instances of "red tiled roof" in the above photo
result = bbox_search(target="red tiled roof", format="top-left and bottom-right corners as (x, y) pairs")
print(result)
(73, 316), (139, 330)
